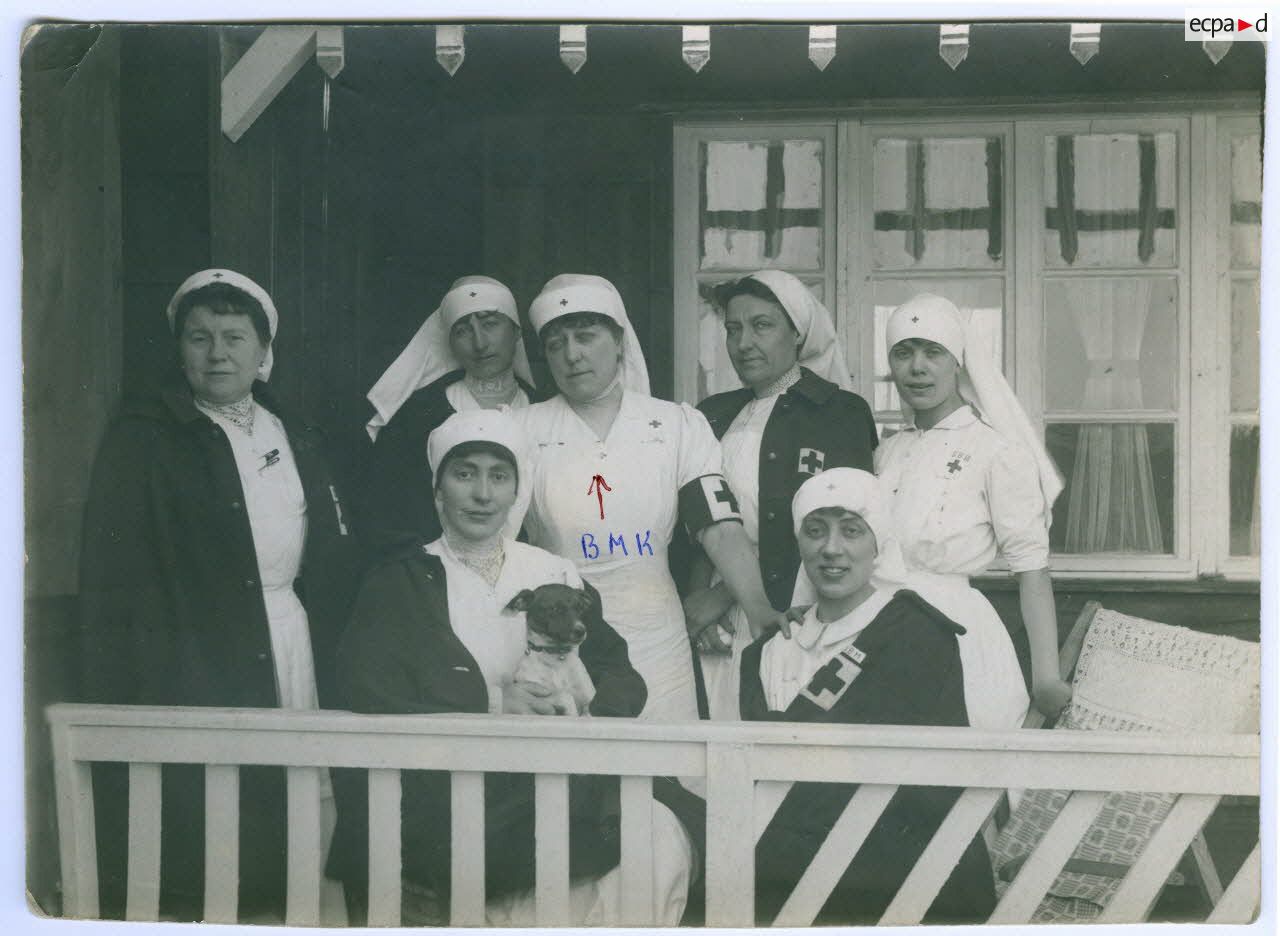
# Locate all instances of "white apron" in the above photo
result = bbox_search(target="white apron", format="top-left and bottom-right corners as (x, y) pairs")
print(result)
(518, 392), (725, 722)
(205, 403), (346, 925)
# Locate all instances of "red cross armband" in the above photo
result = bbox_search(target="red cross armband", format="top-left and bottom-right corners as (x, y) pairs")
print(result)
(678, 474), (743, 539)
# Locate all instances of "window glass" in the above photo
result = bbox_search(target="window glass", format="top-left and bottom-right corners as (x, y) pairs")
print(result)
(1046, 422), (1176, 555)
(1043, 132), (1178, 268)
(872, 136), (1003, 269)
(1229, 425), (1260, 557)
(1043, 277), (1178, 413)
(1230, 278), (1260, 413)
(1230, 134), (1262, 269)
(700, 139), (824, 271)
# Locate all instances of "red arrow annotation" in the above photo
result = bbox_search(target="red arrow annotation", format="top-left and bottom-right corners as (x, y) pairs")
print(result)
(587, 474), (612, 520)
(1240, 18), (1253, 29)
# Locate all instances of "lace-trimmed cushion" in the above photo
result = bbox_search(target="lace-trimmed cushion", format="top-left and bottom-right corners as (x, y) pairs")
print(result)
(989, 609), (1259, 920)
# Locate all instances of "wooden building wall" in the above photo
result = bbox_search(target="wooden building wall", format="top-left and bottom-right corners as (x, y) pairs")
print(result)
(22, 23), (124, 912)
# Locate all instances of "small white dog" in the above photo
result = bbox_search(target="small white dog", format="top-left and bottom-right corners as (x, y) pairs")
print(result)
(505, 584), (596, 715)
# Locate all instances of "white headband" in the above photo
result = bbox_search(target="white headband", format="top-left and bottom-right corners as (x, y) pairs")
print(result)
(885, 293), (966, 364)
(166, 269), (279, 380)
(528, 273), (650, 397)
(426, 409), (532, 539)
(732, 270), (853, 391)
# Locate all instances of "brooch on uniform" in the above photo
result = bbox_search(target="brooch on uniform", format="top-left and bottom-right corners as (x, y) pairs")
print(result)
(945, 450), (972, 477)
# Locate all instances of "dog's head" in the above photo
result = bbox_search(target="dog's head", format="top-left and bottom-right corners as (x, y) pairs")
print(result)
(505, 583), (592, 650)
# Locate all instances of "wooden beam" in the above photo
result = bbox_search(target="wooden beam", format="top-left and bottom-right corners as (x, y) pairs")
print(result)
(221, 26), (317, 142)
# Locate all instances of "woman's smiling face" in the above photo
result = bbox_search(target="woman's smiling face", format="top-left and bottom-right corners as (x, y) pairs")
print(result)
(797, 507), (878, 610)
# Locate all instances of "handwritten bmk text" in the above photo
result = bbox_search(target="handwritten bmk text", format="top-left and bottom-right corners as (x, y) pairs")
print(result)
(580, 530), (654, 559)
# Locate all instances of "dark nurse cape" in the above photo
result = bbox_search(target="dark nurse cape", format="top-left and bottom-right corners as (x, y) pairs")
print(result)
(739, 589), (998, 926)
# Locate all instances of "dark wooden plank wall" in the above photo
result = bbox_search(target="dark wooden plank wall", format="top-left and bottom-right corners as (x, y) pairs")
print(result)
(210, 31), (373, 486)
(23, 26), (125, 600)
(481, 113), (675, 398)
(22, 24), (125, 914)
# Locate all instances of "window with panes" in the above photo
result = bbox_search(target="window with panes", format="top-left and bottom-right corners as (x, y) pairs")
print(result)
(673, 109), (1260, 579)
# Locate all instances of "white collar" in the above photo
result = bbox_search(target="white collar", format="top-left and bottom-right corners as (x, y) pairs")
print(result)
(791, 589), (892, 650)
(903, 403), (979, 433)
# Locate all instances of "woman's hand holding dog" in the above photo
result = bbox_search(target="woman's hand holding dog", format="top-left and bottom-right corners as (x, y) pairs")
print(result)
(502, 679), (561, 715)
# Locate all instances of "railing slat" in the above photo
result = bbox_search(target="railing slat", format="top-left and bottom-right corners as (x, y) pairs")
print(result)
(1189, 829), (1224, 903)
(534, 773), (570, 926)
(753, 780), (793, 842)
(49, 718), (99, 919)
(987, 789), (1108, 924)
(619, 775), (654, 924)
(284, 766), (323, 926)
(772, 784), (897, 927)
(1206, 842), (1261, 924)
(879, 787), (1004, 925)
(124, 762), (162, 921)
(203, 764), (240, 923)
(449, 771), (486, 925)
(367, 769), (402, 926)
(706, 742), (756, 927)
(1098, 793), (1221, 923)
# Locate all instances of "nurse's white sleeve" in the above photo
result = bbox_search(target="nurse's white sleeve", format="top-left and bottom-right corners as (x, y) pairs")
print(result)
(988, 440), (1051, 573)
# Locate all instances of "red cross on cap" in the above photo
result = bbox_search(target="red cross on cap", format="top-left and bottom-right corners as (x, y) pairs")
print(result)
(469, 290), (477, 297)
(212, 272), (223, 278)
(560, 298), (569, 306)
(911, 315), (919, 323)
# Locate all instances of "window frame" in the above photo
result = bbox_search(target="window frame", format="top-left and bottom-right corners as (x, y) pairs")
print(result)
(673, 104), (1260, 582)
(1210, 112), (1263, 581)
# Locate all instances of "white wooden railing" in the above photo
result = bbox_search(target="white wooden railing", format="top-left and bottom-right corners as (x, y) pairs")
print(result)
(48, 704), (1261, 926)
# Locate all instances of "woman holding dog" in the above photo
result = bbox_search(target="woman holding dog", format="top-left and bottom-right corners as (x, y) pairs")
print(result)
(741, 468), (996, 925)
(515, 273), (784, 722)
(361, 275), (537, 550)
(331, 409), (699, 925)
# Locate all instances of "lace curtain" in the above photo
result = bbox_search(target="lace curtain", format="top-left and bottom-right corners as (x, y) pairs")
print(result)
(1061, 279), (1165, 553)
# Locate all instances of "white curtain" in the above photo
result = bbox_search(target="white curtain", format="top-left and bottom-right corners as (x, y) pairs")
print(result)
(1063, 279), (1165, 553)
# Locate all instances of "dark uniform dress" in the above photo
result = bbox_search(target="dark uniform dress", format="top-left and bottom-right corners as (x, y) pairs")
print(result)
(328, 546), (704, 915)
(77, 377), (363, 919)
(739, 590), (997, 926)
(361, 370), (538, 551)
(697, 366), (878, 610)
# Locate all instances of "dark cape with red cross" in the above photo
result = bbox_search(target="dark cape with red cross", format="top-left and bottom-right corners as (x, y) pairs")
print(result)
(739, 589), (998, 925)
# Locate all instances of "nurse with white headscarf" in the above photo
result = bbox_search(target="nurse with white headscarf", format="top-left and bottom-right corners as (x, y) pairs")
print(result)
(691, 270), (879, 721)
(362, 275), (536, 549)
(741, 468), (997, 925)
(81, 268), (357, 921)
(875, 292), (1070, 726)
(514, 273), (784, 723)
(332, 409), (698, 926)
